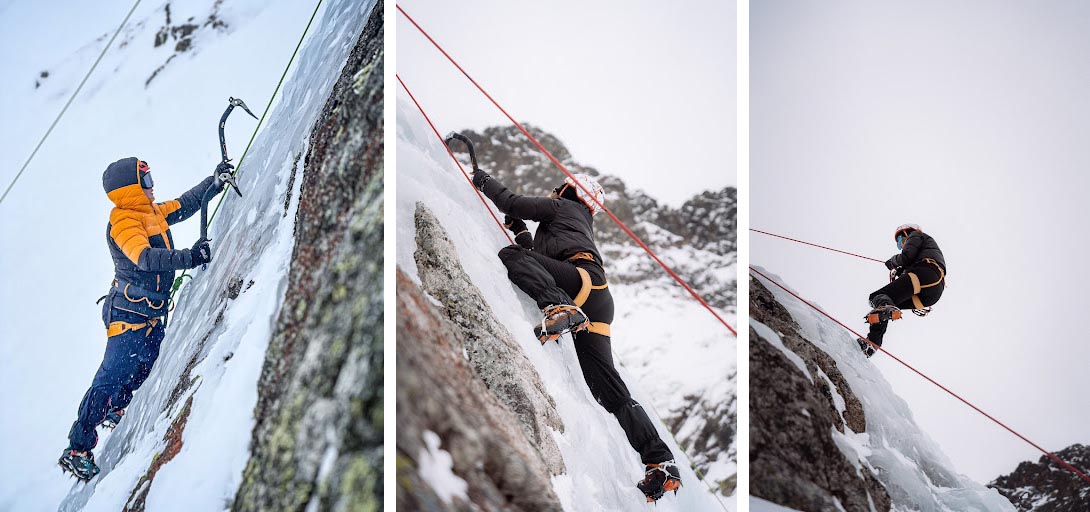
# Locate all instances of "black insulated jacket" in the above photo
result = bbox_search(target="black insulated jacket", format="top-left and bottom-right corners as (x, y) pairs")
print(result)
(481, 178), (604, 265)
(889, 231), (946, 271)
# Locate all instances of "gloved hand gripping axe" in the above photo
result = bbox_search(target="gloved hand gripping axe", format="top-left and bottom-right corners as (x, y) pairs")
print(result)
(198, 96), (259, 269)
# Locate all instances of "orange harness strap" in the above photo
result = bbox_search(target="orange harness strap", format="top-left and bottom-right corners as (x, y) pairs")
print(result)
(106, 318), (160, 338)
(907, 258), (946, 310)
(572, 267), (611, 337)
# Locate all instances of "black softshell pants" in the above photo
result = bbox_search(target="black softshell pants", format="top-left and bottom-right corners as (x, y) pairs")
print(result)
(498, 245), (674, 464)
(867, 261), (945, 346)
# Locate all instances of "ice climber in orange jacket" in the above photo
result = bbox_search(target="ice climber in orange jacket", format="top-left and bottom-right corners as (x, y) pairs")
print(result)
(59, 157), (227, 481)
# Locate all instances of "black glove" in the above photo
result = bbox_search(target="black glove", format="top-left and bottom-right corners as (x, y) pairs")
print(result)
(210, 162), (234, 194)
(884, 257), (898, 270)
(471, 168), (491, 191)
(190, 238), (212, 267)
(504, 215), (527, 234)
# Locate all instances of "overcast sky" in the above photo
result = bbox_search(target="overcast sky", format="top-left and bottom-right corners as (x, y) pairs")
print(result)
(753, 0), (1090, 483)
(396, 0), (736, 207)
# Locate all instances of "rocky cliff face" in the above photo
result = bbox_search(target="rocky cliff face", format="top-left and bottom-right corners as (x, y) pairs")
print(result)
(233, 6), (383, 511)
(395, 204), (566, 511)
(989, 444), (1090, 511)
(750, 276), (891, 512)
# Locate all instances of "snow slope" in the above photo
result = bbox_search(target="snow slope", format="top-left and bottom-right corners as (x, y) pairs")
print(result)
(0, 0), (373, 509)
(751, 267), (1015, 511)
(397, 95), (732, 511)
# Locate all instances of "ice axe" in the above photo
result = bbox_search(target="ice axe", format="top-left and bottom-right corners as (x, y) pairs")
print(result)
(198, 96), (258, 269)
(215, 96), (258, 198)
(444, 132), (479, 171)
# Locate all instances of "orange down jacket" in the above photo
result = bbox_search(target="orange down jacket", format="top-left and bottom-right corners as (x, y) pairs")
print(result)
(102, 157), (215, 308)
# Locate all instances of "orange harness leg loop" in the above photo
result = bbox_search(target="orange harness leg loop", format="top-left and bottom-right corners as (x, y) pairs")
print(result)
(106, 317), (160, 338)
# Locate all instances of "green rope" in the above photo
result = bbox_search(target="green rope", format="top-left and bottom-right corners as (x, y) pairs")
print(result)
(0, 0), (143, 207)
(168, 0), (325, 314)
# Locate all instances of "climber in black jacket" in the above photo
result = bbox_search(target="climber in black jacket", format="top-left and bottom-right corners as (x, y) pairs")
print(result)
(859, 224), (946, 357)
(471, 166), (682, 502)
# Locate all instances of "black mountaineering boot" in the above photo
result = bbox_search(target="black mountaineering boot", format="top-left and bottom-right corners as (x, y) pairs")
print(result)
(637, 460), (682, 502)
(59, 449), (101, 481)
(534, 304), (590, 344)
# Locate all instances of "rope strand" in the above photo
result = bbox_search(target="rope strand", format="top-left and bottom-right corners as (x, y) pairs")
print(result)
(749, 266), (1090, 485)
(1, 0), (144, 207)
(751, 229), (884, 263)
(170, 0), (326, 310)
(396, 74), (514, 245)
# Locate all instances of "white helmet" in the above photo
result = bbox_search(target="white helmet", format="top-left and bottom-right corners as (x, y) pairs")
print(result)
(558, 173), (605, 215)
(894, 223), (921, 249)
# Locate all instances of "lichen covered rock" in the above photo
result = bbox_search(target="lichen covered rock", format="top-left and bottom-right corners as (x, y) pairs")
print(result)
(232, 5), (384, 511)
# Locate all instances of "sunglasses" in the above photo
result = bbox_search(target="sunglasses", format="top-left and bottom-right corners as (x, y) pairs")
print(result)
(138, 160), (153, 189)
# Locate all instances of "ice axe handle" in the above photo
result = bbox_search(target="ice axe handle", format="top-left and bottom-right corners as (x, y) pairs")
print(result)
(199, 237), (211, 271)
(443, 132), (479, 170)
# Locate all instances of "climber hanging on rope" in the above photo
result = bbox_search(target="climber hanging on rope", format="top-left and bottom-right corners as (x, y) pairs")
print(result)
(858, 223), (946, 358)
(448, 133), (682, 502)
(58, 157), (228, 481)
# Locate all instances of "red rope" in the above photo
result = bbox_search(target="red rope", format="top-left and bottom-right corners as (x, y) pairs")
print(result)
(752, 229), (884, 263)
(398, 4), (736, 336)
(749, 266), (1090, 485)
(396, 74), (514, 245)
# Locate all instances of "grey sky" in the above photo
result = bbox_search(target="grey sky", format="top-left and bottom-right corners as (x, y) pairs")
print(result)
(753, 0), (1090, 483)
(397, 0), (736, 207)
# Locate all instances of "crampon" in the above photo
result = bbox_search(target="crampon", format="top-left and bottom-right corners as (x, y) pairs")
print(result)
(865, 305), (901, 324)
(534, 304), (590, 344)
(58, 449), (100, 482)
(637, 461), (682, 502)
(857, 337), (877, 358)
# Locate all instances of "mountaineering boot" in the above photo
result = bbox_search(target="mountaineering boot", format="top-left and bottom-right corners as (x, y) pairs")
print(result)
(534, 304), (590, 344)
(857, 337), (877, 358)
(100, 408), (125, 429)
(637, 460), (682, 502)
(58, 449), (100, 481)
(865, 305), (901, 324)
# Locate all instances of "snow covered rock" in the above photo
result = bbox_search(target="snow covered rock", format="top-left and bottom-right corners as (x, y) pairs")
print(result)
(395, 206), (566, 511)
(233, 8), (384, 511)
(750, 269), (1016, 512)
(989, 444), (1090, 511)
(750, 277), (890, 511)
(412, 204), (566, 474)
(395, 270), (565, 512)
